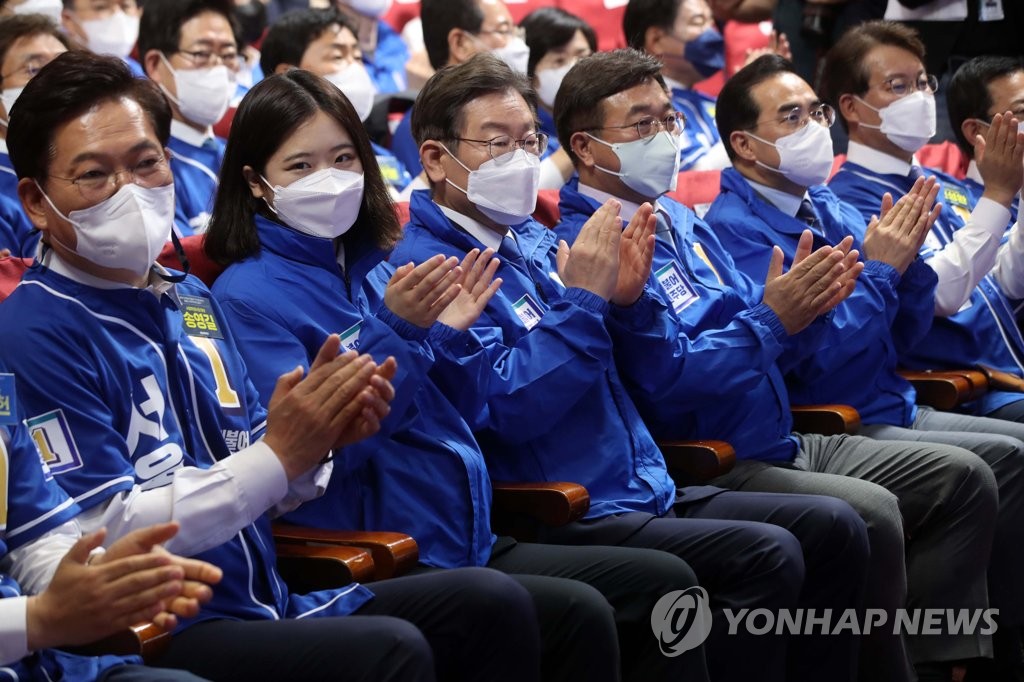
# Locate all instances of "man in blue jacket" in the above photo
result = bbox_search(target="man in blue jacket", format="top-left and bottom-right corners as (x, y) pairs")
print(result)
(555, 47), (1002, 682)
(622, 0), (729, 170)
(395, 51), (873, 682)
(947, 56), (1024, 228)
(708, 53), (1024, 681)
(139, 0), (237, 237)
(0, 49), (549, 682)
(822, 21), (1024, 426)
(0, 13), (64, 255)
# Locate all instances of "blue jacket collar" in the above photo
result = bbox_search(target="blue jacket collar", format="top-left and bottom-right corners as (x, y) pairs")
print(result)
(255, 213), (384, 284)
(720, 167), (845, 240)
(408, 189), (552, 257)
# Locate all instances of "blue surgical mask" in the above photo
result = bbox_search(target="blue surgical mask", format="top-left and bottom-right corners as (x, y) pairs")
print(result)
(684, 29), (725, 79)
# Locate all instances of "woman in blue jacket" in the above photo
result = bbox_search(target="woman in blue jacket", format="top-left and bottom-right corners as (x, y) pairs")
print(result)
(204, 69), (711, 682)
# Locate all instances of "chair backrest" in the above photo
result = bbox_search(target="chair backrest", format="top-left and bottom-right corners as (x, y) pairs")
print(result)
(668, 169), (722, 216)
(157, 237), (225, 288)
(0, 257), (30, 302)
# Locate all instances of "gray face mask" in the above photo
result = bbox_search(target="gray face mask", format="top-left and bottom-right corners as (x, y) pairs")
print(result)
(587, 130), (681, 199)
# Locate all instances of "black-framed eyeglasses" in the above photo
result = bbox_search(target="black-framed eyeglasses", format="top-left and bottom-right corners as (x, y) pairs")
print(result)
(473, 25), (525, 41)
(748, 104), (836, 131)
(871, 74), (939, 97)
(582, 111), (686, 141)
(451, 132), (550, 161)
(175, 49), (240, 70)
(47, 155), (171, 203)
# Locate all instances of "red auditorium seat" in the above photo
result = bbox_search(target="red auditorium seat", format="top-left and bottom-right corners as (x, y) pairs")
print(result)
(0, 257), (30, 302)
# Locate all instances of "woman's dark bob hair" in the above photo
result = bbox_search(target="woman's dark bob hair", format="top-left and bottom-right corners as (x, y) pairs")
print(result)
(204, 69), (400, 265)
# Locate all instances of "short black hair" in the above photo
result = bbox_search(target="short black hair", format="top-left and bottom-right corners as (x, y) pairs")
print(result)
(420, 0), (483, 71)
(7, 51), (171, 182)
(259, 8), (355, 75)
(0, 14), (72, 89)
(520, 7), (596, 77)
(554, 48), (666, 166)
(622, 0), (680, 51)
(205, 70), (400, 265)
(948, 56), (1024, 158)
(820, 20), (926, 133)
(716, 54), (799, 162)
(137, 0), (236, 64)
(412, 51), (536, 145)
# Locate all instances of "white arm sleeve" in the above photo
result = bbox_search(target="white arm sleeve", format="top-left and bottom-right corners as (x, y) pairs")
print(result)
(76, 441), (293, 557)
(927, 197), (1011, 316)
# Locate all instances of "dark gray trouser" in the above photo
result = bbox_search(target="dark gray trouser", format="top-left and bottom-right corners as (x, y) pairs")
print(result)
(711, 432), (998, 682)
(862, 406), (1024, 628)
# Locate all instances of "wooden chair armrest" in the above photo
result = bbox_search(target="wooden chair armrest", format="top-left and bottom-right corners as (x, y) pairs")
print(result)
(659, 440), (736, 485)
(490, 482), (590, 541)
(274, 543), (375, 590)
(899, 370), (988, 410)
(975, 365), (1023, 393)
(790, 405), (861, 435)
(273, 525), (419, 580)
(62, 622), (171, 663)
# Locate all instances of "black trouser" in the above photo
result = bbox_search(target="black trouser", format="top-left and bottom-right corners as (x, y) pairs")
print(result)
(156, 567), (539, 682)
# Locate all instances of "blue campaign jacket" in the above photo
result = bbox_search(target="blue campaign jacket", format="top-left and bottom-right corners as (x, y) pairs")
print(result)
(672, 87), (721, 171)
(706, 168), (939, 426)
(556, 178), (818, 462)
(390, 107), (421, 178)
(0, 423), (136, 681)
(168, 134), (224, 237)
(365, 20), (409, 94)
(0, 151), (38, 257)
(392, 190), (684, 520)
(829, 161), (1024, 416)
(212, 214), (497, 568)
(0, 262), (374, 628)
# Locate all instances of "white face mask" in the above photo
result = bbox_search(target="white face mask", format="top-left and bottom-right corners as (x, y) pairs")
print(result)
(80, 11), (140, 59)
(535, 61), (574, 110)
(444, 146), (540, 225)
(0, 86), (24, 127)
(491, 37), (530, 75)
(324, 61), (378, 122)
(856, 90), (936, 152)
(587, 130), (681, 199)
(748, 121), (835, 188)
(343, 0), (393, 18)
(13, 0), (62, 23)
(262, 168), (365, 239)
(159, 53), (235, 128)
(39, 182), (174, 277)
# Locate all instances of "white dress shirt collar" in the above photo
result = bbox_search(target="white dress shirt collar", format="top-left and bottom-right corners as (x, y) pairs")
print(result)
(846, 140), (921, 177)
(170, 119), (216, 149)
(436, 203), (509, 252)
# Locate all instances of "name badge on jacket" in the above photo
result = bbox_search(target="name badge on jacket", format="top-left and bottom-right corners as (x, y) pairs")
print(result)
(655, 262), (699, 313)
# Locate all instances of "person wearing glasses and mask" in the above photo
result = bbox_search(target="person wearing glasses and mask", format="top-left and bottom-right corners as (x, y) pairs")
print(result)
(396, 51), (875, 682)
(707, 53), (1024, 682)
(391, 0), (530, 184)
(0, 13), (67, 256)
(259, 9), (411, 194)
(141, 0), (239, 237)
(61, 0), (142, 75)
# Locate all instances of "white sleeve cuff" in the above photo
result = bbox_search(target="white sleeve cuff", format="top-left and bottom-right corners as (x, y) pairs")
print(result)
(220, 440), (289, 520)
(0, 596), (29, 666)
(971, 197), (1012, 238)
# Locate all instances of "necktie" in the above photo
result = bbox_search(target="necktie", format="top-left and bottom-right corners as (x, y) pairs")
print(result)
(796, 198), (821, 230)
(654, 209), (680, 257)
(908, 165), (926, 183)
